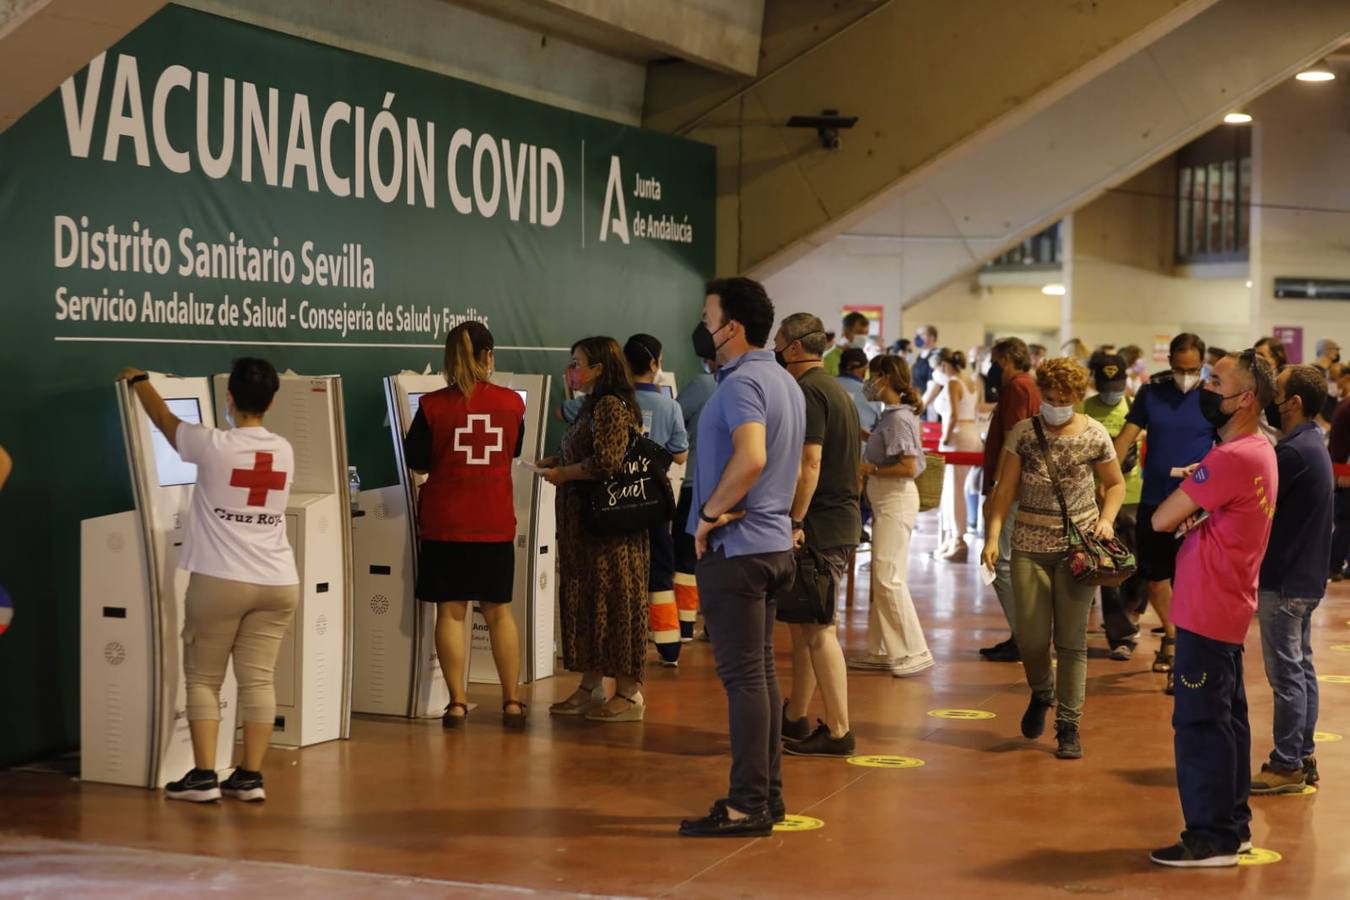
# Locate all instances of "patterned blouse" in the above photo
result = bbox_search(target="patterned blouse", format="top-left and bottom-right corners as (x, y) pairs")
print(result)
(1005, 416), (1115, 553)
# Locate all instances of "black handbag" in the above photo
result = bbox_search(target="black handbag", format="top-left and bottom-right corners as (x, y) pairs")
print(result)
(1032, 417), (1137, 588)
(776, 545), (835, 625)
(582, 428), (676, 536)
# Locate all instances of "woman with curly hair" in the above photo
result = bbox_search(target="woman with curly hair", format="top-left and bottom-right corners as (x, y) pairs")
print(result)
(981, 357), (1126, 759)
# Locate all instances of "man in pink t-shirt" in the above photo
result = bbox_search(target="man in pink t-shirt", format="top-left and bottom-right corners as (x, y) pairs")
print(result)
(1148, 351), (1278, 869)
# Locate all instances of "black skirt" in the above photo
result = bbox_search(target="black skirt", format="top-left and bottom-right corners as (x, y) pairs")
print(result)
(416, 540), (515, 604)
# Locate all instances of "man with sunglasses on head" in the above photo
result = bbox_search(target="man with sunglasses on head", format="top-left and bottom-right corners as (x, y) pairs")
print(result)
(1149, 350), (1278, 869)
(1114, 333), (1217, 691)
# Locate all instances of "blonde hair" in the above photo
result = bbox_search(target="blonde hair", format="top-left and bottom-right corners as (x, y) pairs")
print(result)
(444, 322), (493, 404)
(1035, 357), (1090, 402)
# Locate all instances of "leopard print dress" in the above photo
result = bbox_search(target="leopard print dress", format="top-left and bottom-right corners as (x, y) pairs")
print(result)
(557, 394), (651, 681)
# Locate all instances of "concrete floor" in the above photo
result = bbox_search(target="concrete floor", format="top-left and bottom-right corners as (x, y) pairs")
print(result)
(3, 522), (1348, 898)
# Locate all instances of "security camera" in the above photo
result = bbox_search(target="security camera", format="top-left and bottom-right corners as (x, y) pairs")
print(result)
(786, 109), (858, 151)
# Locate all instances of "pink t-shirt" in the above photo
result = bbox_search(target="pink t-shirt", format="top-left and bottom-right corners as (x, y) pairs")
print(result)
(1171, 433), (1278, 644)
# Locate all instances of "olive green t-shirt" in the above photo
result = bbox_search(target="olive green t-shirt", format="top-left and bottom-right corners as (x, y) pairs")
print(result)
(798, 367), (862, 550)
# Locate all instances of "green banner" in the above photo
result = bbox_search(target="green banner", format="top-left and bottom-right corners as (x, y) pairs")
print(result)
(0, 4), (714, 764)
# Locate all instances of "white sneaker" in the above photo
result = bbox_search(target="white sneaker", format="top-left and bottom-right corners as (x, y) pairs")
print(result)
(848, 654), (898, 672)
(891, 655), (936, 677)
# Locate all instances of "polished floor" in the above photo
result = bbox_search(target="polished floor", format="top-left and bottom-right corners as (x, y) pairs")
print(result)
(4, 519), (1350, 898)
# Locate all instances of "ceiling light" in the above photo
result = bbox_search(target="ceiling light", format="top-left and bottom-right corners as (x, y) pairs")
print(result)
(1224, 111), (1252, 124)
(1041, 283), (1066, 296)
(1245, 280), (1253, 288)
(1296, 61), (1335, 82)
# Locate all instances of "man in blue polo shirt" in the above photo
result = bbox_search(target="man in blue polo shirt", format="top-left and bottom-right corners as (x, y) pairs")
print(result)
(679, 277), (805, 839)
(1114, 333), (1216, 691)
(1251, 365), (1334, 795)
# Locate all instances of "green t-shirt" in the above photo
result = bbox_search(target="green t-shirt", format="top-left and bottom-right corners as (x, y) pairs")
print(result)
(798, 368), (863, 549)
(1079, 394), (1142, 506)
(822, 346), (843, 377)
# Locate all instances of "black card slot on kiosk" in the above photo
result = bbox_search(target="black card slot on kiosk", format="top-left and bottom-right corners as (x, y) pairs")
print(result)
(80, 371), (354, 790)
(350, 371), (557, 718)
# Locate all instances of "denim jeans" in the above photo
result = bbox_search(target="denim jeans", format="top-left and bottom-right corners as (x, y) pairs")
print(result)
(1257, 590), (1320, 770)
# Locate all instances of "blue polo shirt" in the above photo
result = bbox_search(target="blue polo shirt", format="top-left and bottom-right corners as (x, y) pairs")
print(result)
(838, 373), (882, 433)
(687, 349), (806, 558)
(1125, 378), (1217, 506)
(1259, 422), (1334, 598)
(677, 372), (717, 488)
(634, 383), (689, 455)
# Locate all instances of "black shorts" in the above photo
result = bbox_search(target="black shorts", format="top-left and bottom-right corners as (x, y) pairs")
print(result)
(416, 540), (514, 604)
(1134, 504), (1179, 583)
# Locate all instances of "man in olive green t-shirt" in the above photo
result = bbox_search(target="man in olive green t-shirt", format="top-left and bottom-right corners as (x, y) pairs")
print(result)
(1081, 353), (1146, 659)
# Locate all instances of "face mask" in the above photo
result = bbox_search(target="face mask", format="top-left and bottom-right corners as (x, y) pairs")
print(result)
(1098, 390), (1125, 407)
(851, 334), (870, 349)
(1132, 360), (1148, 375)
(1199, 388), (1244, 430)
(1266, 400), (1285, 431)
(913, 335), (926, 350)
(1174, 373), (1201, 393)
(700, 360), (714, 375)
(1040, 402), (1075, 426)
(691, 321), (717, 361)
(986, 361), (1003, 385)
(566, 365), (593, 393)
(863, 380), (882, 402)
(774, 349), (788, 368)
(1330, 381), (1343, 400)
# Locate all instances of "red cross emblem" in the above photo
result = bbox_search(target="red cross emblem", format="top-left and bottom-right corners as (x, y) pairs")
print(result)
(230, 452), (288, 506)
(453, 414), (504, 465)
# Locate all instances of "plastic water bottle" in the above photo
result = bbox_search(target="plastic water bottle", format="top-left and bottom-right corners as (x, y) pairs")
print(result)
(348, 466), (361, 514)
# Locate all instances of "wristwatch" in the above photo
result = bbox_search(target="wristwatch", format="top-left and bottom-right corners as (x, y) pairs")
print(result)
(699, 504), (720, 524)
(791, 518), (805, 530)
(127, 373), (149, 386)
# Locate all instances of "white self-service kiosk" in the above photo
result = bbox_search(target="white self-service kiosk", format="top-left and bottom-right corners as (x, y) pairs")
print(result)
(350, 371), (556, 718)
(81, 372), (353, 789)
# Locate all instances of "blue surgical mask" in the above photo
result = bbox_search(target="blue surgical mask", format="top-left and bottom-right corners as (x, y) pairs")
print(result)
(913, 335), (926, 349)
(1040, 402), (1075, 426)
(1098, 390), (1125, 407)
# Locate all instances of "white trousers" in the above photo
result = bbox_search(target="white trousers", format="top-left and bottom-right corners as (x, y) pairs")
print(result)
(865, 477), (930, 660)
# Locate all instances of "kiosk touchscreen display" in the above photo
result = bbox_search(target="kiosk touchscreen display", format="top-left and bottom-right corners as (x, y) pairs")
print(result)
(659, 385), (674, 399)
(407, 392), (425, 419)
(154, 398), (202, 487)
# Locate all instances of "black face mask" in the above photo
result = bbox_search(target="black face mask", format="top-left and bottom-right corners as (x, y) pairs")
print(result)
(1199, 389), (1241, 430)
(691, 321), (717, 361)
(1265, 400), (1282, 432)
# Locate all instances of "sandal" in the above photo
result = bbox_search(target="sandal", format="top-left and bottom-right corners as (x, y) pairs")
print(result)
(584, 691), (645, 723)
(549, 685), (603, 717)
(502, 700), (528, 730)
(1153, 637), (1175, 673)
(442, 701), (469, 729)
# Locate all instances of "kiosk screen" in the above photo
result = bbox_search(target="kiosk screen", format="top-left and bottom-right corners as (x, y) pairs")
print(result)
(154, 398), (202, 487)
(659, 385), (674, 399)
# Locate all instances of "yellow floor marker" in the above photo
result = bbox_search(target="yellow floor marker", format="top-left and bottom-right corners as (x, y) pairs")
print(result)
(1314, 731), (1343, 743)
(847, 755), (925, 769)
(1329, 644), (1350, 653)
(927, 709), (996, 721)
(1317, 674), (1350, 684)
(1273, 785), (1318, 796)
(1239, 848), (1281, 866)
(774, 814), (824, 832)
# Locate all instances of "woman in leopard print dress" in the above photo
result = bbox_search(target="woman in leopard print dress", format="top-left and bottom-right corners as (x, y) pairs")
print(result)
(541, 337), (651, 722)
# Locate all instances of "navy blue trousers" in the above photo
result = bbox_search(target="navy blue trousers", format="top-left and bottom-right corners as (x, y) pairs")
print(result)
(1172, 627), (1252, 852)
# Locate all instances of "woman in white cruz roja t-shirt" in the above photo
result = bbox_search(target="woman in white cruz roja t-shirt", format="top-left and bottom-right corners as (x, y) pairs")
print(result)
(122, 357), (298, 805)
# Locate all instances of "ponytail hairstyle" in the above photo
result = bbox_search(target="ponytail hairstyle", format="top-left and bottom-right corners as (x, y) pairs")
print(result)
(623, 333), (663, 379)
(444, 321), (494, 404)
(937, 347), (966, 374)
(868, 354), (923, 414)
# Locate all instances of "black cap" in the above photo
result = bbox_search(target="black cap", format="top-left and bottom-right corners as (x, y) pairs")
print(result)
(838, 348), (869, 371)
(1090, 353), (1128, 391)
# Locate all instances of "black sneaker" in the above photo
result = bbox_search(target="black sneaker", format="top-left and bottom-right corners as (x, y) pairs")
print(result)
(783, 722), (856, 758)
(980, 637), (1021, 662)
(221, 767), (266, 802)
(165, 768), (221, 803)
(1054, 722), (1083, 759)
(1305, 755), (1320, 786)
(1150, 839), (1238, 868)
(679, 799), (774, 837)
(770, 796), (786, 823)
(1021, 692), (1054, 739)
(781, 702), (812, 743)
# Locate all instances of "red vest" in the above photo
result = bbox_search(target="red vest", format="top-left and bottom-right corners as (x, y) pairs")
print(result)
(416, 384), (524, 542)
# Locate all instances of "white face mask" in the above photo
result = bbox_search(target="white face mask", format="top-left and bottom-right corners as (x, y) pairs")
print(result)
(932, 369), (951, 386)
(1175, 373), (1201, 393)
(1098, 390), (1125, 406)
(1041, 402), (1075, 426)
(851, 334), (870, 349)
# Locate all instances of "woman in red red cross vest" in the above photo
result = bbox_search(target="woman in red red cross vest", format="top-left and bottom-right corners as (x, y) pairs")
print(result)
(403, 322), (528, 729)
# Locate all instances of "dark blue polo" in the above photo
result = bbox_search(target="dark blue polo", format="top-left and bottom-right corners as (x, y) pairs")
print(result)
(1259, 422), (1335, 598)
